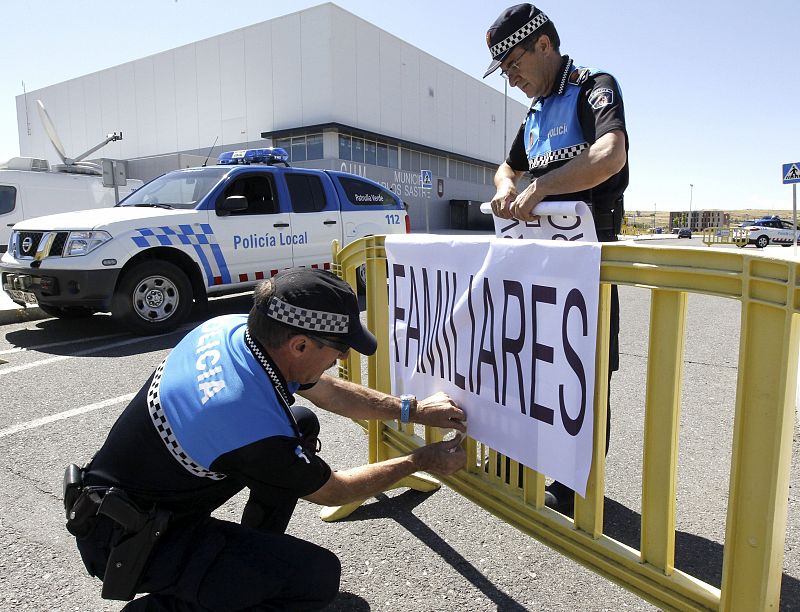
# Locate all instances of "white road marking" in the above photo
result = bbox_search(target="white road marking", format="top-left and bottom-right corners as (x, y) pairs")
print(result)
(0, 393), (135, 439)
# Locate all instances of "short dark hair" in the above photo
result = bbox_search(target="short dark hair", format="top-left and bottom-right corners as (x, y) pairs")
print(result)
(524, 20), (560, 52)
(248, 278), (300, 348)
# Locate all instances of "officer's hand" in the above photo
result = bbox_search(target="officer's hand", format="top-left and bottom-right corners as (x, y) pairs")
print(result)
(413, 392), (467, 433)
(509, 180), (546, 221)
(490, 185), (518, 220)
(411, 437), (466, 476)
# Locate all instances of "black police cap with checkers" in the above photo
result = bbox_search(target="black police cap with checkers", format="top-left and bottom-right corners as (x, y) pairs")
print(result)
(483, 3), (550, 78)
(259, 268), (377, 356)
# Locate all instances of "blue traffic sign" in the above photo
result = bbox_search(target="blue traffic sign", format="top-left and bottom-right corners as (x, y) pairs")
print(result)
(783, 162), (800, 184)
(421, 170), (432, 189)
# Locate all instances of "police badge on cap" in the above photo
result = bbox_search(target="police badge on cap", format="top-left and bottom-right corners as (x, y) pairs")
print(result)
(483, 4), (550, 78)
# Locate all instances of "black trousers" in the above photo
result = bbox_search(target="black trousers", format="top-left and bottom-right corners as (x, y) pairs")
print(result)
(77, 406), (339, 611)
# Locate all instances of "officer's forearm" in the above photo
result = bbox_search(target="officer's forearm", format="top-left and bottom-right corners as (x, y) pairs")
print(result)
(535, 130), (626, 197)
(303, 455), (419, 506)
(494, 162), (523, 191)
(298, 374), (401, 421)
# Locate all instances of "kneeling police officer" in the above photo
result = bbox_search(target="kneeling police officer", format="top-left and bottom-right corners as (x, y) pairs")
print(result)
(63, 267), (466, 610)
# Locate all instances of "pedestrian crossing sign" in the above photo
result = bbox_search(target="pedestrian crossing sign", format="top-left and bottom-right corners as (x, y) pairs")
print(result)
(783, 162), (800, 184)
(421, 170), (432, 189)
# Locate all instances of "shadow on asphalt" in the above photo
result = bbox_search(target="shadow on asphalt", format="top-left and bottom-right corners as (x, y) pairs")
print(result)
(323, 592), (371, 611)
(340, 490), (529, 611)
(2, 293), (256, 356)
(338, 492), (799, 610)
(603, 498), (800, 610)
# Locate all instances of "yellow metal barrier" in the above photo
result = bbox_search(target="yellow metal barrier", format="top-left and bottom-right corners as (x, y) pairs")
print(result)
(329, 236), (799, 611)
(702, 227), (749, 247)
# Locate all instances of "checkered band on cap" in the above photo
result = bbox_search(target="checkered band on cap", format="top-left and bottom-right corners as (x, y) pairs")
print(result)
(490, 12), (549, 58)
(147, 359), (227, 481)
(266, 297), (349, 334)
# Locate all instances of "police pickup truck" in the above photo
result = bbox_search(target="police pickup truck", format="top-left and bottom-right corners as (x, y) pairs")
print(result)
(1, 148), (409, 334)
(738, 216), (799, 248)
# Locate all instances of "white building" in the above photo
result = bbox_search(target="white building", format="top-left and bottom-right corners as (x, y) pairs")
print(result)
(15, 3), (527, 230)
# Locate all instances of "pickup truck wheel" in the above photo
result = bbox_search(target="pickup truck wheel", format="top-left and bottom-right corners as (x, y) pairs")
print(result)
(755, 235), (769, 249)
(38, 304), (96, 319)
(113, 261), (192, 335)
(356, 264), (367, 293)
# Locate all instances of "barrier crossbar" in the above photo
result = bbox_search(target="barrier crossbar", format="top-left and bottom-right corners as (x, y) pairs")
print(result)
(328, 236), (799, 611)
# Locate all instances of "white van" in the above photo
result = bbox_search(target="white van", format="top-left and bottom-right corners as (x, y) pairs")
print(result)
(0, 157), (142, 253)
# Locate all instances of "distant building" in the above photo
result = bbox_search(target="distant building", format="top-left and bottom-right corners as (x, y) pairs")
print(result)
(670, 210), (730, 231)
(15, 3), (526, 230)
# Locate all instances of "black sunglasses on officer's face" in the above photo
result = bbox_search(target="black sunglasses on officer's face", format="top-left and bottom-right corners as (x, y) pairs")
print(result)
(308, 334), (350, 354)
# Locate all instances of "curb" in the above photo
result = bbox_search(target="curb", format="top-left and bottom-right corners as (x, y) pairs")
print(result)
(0, 306), (48, 326)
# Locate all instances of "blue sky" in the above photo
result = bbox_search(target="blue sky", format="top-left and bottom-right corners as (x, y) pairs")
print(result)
(1, 0), (797, 212)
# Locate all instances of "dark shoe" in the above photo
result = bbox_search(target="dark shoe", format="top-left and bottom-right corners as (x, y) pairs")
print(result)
(544, 484), (575, 517)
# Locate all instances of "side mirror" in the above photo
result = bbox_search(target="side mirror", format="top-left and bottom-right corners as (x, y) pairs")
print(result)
(217, 195), (248, 216)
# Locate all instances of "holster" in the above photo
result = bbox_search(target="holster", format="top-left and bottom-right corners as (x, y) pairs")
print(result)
(62, 462), (171, 602)
(98, 488), (171, 601)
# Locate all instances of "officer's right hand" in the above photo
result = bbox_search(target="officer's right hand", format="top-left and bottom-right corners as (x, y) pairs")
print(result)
(411, 437), (466, 476)
(490, 184), (518, 220)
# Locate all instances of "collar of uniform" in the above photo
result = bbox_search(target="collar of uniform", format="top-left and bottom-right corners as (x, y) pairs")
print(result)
(244, 329), (294, 407)
(552, 55), (573, 97)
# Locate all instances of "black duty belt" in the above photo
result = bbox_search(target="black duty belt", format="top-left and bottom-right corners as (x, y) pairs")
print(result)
(63, 464), (171, 601)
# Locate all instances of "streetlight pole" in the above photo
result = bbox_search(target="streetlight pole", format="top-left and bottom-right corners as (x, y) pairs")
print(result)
(653, 202), (657, 232)
(689, 183), (694, 230)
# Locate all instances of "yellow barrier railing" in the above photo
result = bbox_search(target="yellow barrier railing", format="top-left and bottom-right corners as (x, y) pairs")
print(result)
(329, 236), (799, 611)
(702, 227), (749, 247)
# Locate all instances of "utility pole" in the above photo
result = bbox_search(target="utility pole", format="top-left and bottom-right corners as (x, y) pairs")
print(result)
(653, 202), (657, 232)
(689, 183), (694, 230)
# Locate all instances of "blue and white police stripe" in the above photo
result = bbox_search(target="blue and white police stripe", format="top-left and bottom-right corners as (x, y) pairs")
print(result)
(131, 224), (232, 287)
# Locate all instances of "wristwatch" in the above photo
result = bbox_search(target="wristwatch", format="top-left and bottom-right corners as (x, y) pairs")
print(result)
(400, 394), (415, 424)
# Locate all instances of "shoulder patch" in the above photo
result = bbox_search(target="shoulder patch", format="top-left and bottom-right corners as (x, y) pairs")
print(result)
(570, 67), (591, 85)
(588, 87), (614, 110)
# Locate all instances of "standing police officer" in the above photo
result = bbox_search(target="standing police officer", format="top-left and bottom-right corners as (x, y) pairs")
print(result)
(63, 268), (466, 610)
(484, 4), (629, 514)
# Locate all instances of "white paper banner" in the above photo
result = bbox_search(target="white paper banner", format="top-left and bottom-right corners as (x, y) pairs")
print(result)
(385, 234), (601, 496)
(479, 200), (597, 241)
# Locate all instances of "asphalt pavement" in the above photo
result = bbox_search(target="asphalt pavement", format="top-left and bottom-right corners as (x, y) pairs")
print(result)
(1, 236), (799, 610)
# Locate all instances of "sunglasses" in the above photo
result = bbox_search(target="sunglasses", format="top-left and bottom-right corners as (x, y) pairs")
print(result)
(308, 334), (350, 354)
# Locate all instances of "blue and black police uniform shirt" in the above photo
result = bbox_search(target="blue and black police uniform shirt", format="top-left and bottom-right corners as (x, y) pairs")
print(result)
(506, 55), (629, 221)
(84, 315), (331, 516)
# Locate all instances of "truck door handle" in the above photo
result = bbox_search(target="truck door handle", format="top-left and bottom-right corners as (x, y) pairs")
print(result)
(273, 223), (290, 228)
(323, 220), (337, 225)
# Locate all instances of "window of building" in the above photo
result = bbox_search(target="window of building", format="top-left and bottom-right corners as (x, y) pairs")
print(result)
(376, 143), (388, 167)
(365, 140), (377, 165)
(285, 173), (327, 213)
(388, 145), (399, 169)
(339, 135), (352, 161)
(400, 148), (411, 171)
(352, 138), (365, 163)
(420, 153), (430, 174)
(291, 137), (307, 162)
(0, 185), (16, 215)
(275, 137), (291, 154)
(306, 134), (323, 160)
(410, 151), (421, 173)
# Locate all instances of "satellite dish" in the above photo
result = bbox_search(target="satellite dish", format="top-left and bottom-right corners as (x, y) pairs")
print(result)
(35, 99), (123, 176)
(36, 100), (68, 164)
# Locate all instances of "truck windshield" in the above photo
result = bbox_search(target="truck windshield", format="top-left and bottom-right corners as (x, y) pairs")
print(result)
(119, 168), (229, 209)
